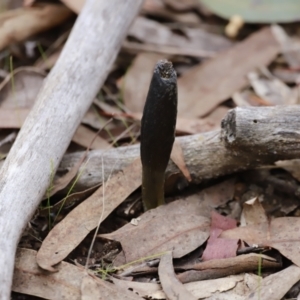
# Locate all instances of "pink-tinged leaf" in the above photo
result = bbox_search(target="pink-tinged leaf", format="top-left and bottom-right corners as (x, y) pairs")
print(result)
(202, 211), (238, 261)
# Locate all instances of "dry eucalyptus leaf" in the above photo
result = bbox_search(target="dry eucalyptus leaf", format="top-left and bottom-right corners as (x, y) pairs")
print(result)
(36, 158), (142, 271)
(0, 67), (45, 128)
(81, 275), (144, 300)
(159, 252), (197, 300)
(101, 200), (210, 265)
(178, 253), (279, 283)
(240, 197), (268, 226)
(123, 52), (163, 113)
(221, 217), (300, 267)
(128, 16), (230, 54)
(248, 70), (293, 105)
(0, 67), (45, 108)
(0, 4), (72, 50)
(246, 264), (300, 300)
(202, 211), (238, 261)
(60, 0), (84, 14)
(272, 24), (300, 68)
(178, 27), (281, 117)
(276, 159), (300, 182)
(142, 0), (200, 24)
(13, 248), (86, 299)
(113, 274), (260, 300)
(171, 139), (191, 182)
(73, 124), (110, 150)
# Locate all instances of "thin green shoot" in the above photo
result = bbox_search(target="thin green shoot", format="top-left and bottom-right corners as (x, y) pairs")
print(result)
(93, 251), (168, 279)
(84, 149), (123, 271)
(257, 252), (262, 300)
(91, 102), (118, 146)
(52, 157), (91, 226)
(85, 156), (105, 269)
(28, 233), (43, 244)
(9, 56), (22, 127)
(118, 116), (136, 145)
(37, 42), (49, 69)
(9, 56), (15, 97)
(95, 262), (116, 280)
(116, 251), (169, 271)
(3, 50), (10, 71)
(110, 123), (138, 147)
(46, 159), (55, 229)
(117, 80), (136, 144)
(50, 118), (112, 226)
(97, 86), (137, 146)
(113, 77), (137, 144)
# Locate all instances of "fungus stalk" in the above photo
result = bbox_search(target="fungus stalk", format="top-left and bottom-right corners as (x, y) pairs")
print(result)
(140, 60), (177, 210)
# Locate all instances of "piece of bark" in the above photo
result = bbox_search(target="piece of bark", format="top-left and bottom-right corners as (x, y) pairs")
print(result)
(57, 105), (300, 192)
(0, 0), (143, 297)
(221, 105), (300, 153)
(177, 253), (280, 284)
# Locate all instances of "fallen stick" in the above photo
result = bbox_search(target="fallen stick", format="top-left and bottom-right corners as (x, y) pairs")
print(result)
(0, 0), (143, 297)
(59, 105), (300, 192)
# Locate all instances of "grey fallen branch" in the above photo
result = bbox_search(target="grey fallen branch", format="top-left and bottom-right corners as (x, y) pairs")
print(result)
(59, 105), (300, 192)
(0, 0), (143, 297)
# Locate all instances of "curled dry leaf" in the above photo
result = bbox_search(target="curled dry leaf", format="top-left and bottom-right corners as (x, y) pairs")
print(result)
(36, 158), (142, 271)
(177, 253), (280, 283)
(159, 251), (197, 300)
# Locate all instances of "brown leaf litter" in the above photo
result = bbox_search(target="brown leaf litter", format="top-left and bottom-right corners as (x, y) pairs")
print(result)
(178, 27), (281, 117)
(36, 158), (142, 271)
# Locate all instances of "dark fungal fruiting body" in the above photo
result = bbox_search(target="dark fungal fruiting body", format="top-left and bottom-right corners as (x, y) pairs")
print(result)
(140, 60), (177, 210)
